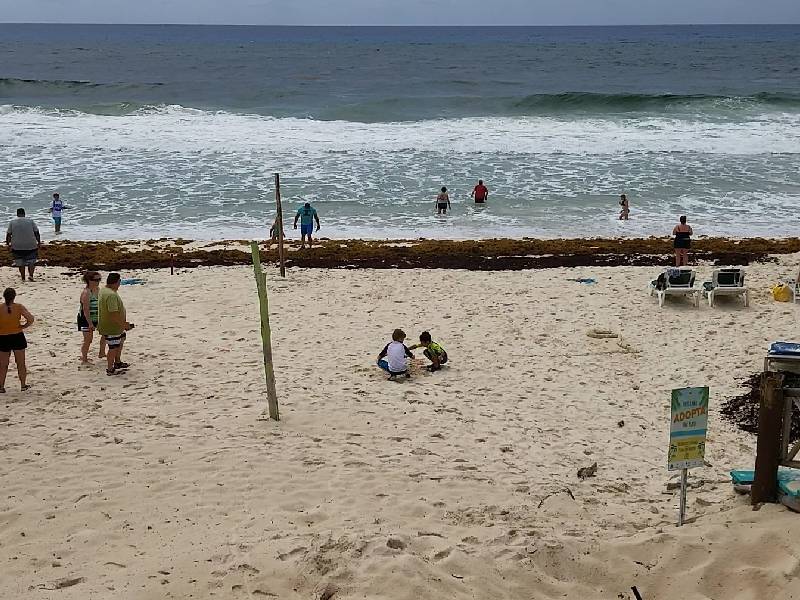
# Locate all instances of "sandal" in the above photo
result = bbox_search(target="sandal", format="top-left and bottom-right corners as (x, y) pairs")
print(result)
(21, 384), (31, 391)
(106, 368), (122, 376)
(114, 361), (130, 369)
(0, 387), (5, 394)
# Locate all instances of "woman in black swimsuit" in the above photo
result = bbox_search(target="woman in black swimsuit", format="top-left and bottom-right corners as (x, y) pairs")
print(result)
(672, 215), (693, 267)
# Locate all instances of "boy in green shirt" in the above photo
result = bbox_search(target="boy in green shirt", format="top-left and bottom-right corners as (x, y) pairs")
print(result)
(408, 331), (448, 372)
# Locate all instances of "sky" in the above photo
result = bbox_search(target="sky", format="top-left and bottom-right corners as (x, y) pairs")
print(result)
(0, 0), (798, 25)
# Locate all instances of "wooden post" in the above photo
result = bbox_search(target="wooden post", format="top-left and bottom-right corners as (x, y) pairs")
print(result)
(275, 173), (286, 278)
(752, 371), (784, 504)
(250, 241), (280, 421)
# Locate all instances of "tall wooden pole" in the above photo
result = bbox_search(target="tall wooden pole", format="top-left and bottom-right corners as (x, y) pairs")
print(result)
(275, 173), (286, 278)
(251, 241), (280, 421)
(752, 371), (784, 504)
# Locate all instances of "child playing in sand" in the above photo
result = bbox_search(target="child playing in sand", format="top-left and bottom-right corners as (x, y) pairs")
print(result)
(409, 331), (448, 372)
(377, 328), (414, 380)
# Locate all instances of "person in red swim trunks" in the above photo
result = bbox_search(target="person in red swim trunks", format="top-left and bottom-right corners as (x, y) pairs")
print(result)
(471, 180), (488, 204)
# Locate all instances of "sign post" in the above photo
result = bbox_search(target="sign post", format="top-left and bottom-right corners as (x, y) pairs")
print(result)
(668, 386), (709, 526)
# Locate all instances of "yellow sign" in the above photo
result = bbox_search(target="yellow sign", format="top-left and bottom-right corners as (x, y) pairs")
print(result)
(668, 387), (709, 471)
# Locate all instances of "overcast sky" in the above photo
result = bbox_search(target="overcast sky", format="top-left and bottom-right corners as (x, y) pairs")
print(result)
(1, 0), (798, 26)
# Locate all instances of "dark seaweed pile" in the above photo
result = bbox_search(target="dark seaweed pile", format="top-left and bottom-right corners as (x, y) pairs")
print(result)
(27, 236), (797, 271)
(721, 374), (800, 442)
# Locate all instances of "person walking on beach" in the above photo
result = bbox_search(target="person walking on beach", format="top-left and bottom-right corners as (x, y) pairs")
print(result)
(0, 288), (34, 392)
(619, 194), (630, 220)
(471, 180), (488, 204)
(98, 273), (133, 376)
(48, 193), (71, 234)
(673, 215), (693, 267)
(78, 271), (101, 364)
(6, 208), (41, 282)
(293, 202), (320, 249)
(436, 187), (451, 215)
(267, 215), (286, 250)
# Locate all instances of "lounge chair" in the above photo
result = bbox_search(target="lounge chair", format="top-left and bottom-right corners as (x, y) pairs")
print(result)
(702, 267), (748, 307)
(788, 279), (800, 304)
(649, 267), (699, 308)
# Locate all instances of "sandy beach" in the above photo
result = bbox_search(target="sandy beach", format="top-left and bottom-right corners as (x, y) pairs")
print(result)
(2, 254), (800, 599)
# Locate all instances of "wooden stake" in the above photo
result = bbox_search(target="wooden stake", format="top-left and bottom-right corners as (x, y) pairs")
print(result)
(275, 173), (286, 278)
(250, 241), (280, 421)
(752, 371), (784, 504)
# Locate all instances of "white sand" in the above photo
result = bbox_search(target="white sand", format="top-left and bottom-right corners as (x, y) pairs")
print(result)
(1, 258), (800, 599)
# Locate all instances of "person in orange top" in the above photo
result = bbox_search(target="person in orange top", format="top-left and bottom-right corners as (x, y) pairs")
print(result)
(471, 180), (489, 204)
(0, 287), (34, 393)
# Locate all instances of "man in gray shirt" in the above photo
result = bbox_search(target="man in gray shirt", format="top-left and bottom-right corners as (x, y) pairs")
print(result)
(6, 208), (41, 281)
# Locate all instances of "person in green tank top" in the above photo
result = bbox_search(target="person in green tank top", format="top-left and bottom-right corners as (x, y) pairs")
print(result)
(78, 271), (102, 364)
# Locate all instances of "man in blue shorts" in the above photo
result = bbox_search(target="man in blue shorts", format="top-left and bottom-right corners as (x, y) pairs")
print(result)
(293, 202), (321, 249)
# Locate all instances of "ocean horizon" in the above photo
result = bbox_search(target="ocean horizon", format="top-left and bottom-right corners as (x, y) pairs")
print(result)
(1, 24), (799, 241)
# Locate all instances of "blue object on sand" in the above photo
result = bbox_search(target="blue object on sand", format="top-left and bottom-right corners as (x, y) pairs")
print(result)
(567, 278), (597, 284)
(120, 278), (145, 285)
(768, 342), (800, 356)
(730, 469), (800, 498)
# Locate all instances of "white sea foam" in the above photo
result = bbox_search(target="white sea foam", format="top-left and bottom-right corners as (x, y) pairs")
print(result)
(0, 105), (799, 240)
(1, 104), (799, 155)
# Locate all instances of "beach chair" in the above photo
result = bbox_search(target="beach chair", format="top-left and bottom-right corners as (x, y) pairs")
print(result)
(791, 279), (800, 304)
(702, 267), (748, 307)
(649, 268), (699, 308)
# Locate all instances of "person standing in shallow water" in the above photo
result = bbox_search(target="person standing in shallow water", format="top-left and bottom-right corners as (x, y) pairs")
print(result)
(471, 180), (488, 204)
(49, 193), (71, 234)
(673, 215), (693, 267)
(436, 187), (451, 215)
(618, 194), (630, 220)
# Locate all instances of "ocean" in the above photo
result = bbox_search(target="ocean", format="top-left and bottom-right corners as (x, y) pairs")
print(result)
(1, 24), (799, 241)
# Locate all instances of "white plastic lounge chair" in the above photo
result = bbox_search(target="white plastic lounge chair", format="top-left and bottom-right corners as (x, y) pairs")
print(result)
(789, 278), (800, 304)
(649, 267), (699, 308)
(702, 267), (748, 307)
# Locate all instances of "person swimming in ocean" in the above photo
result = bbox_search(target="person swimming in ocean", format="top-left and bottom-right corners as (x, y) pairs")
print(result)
(436, 187), (451, 215)
(618, 194), (629, 220)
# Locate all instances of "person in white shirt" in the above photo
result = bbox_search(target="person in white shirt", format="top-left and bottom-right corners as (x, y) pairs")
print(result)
(376, 328), (414, 380)
(48, 192), (71, 234)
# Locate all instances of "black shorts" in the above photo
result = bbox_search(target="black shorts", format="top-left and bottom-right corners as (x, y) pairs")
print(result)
(424, 349), (448, 364)
(0, 332), (27, 352)
(77, 313), (98, 332)
(437, 203), (448, 210)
